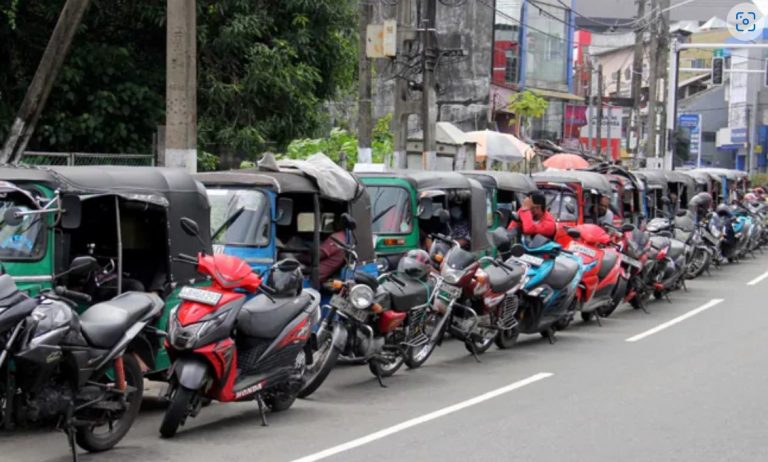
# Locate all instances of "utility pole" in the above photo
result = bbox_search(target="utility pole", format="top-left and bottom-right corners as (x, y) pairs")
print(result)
(420, 0), (438, 170)
(357, 0), (373, 165)
(630, 0), (646, 163)
(0, 0), (92, 164)
(597, 64), (604, 157)
(645, 0), (659, 161)
(658, 0), (671, 167)
(165, 0), (197, 173)
(587, 62), (594, 153)
(392, 0), (416, 168)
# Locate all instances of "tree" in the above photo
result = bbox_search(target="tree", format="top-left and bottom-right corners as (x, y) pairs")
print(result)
(507, 90), (548, 137)
(672, 126), (691, 164)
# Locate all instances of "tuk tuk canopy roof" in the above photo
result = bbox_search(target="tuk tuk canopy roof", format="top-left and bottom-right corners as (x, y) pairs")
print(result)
(460, 171), (538, 193)
(632, 170), (667, 190)
(357, 170), (472, 191)
(195, 170), (314, 195)
(664, 170), (697, 194)
(532, 170), (612, 194)
(694, 168), (748, 182)
(682, 169), (717, 185)
(587, 164), (645, 191)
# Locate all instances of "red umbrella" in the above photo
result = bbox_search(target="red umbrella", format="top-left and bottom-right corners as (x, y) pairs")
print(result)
(543, 153), (590, 170)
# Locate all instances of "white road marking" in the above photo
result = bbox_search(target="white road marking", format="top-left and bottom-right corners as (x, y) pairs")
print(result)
(289, 372), (554, 462)
(625, 298), (724, 343)
(746, 270), (768, 286)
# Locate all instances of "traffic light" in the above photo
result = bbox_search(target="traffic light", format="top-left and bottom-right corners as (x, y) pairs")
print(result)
(711, 57), (724, 86)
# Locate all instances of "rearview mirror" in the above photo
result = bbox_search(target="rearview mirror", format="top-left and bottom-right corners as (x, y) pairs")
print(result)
(418, 197), (433, 220)
(180, 217), (200, 237)
(510, 243), (525, 258)
(341, 212), (357, 231)
(566, 227), (581, 239)
(60, 194), (82, 230)
(620, 223), (636, 233)
(3, 207), (23, 227)
(67, 256), (97, 277)
(275, 197), (294, 226)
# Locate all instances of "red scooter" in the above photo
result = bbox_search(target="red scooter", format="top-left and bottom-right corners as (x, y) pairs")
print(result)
(608, 224), (652, 312)
(566, 224), (627, 323)
(160, 247), (321, 437)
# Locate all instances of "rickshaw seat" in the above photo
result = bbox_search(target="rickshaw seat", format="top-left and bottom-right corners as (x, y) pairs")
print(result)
(79, 292), (163, 348)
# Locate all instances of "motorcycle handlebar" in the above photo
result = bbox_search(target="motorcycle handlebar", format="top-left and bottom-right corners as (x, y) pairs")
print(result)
(54, 286), (92, 304)
(176, 253), (198, 264)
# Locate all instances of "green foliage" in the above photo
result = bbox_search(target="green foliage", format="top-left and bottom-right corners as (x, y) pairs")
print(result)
(0, 0), (357, 158)
(371, 113), (393, 163)
(750, 173), (768, 187)
(197, 150), (220, 172)
(673, 126), (690, 163)
(507, 91), (548, 136)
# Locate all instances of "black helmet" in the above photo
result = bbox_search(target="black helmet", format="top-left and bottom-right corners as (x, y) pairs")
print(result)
(715, 203), (732, 217)
(267, 259), (303, 297)
(397, 249), (431, 279)
(688, 192), (712, 211)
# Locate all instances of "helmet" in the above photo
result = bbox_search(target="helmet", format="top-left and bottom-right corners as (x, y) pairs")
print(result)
(267, 259), (303, 297)
(397, 249), (431, 279)
(744, 192), (758, 203)
(716, 204), (732, 217)
(688, 192), (712, 211)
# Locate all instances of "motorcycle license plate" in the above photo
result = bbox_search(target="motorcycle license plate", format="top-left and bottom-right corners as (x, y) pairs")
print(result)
(568, 242), (597, 257)
(518, 254), (544, 267)
(622, 255), (642, 269)
(440, 283), (462, 299)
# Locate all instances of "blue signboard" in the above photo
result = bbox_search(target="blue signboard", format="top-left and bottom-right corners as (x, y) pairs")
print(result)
(678, 113), (702, 166)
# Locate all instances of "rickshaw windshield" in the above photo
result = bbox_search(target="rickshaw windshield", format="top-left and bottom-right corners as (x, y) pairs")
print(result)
(541, 188), (578, 221)
(0, 192), (45, 260)
(208, 188), (270, 247)
(368, 186), (413, 234)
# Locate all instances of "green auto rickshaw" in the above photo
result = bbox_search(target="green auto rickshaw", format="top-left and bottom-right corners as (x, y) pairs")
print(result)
(461, 170), (538, 230)
(356, 170), (490, 271)
(0, 165), (211, 376)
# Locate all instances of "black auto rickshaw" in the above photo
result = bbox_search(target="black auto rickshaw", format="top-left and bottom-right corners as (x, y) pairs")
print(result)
(357, 170), (491, 271)
(0, 165), (211, 375)
(664, 171), (697, 214)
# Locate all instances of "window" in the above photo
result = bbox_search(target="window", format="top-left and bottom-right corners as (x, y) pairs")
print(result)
(368, 186), (413, 234)
(691, 58), (706, 69)
(505, 51), (518, 83)
(208, 188), (270, 247)
(541, 188), (578, 222)
(702, 131), (716, 143)
(0, 190), (46, 261)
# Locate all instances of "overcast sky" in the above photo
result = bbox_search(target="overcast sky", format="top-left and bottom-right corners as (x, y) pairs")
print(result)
(572, 0), (750, 21)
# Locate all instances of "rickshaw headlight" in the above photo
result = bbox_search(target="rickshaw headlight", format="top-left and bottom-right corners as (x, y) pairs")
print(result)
(349, 284), (375, 310)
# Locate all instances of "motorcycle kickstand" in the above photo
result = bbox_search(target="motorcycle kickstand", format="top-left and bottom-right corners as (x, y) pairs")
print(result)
(681, 279), (688, 292)
(371, 360), (388, 388)
(255, 394), (268, 427)
(664, 292), (672, 303)
(594, 314), (602, 327)
(545, 328), (557, 345)
(65, 427), (78, 462)
(467, 341), (482, 363)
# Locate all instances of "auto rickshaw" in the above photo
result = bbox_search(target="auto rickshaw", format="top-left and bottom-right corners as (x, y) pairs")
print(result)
(684, 169), (722, 204)
(532, 170), (614, 243)
(460, 170), (538, 229)
(0, 165), (211, 376)
(588, 164), (647, 228)
(195, 155), (376, 287)
(664, 171), (697, 215)
(633, 170), (668, 218)
(356, 170), (491, 271)
(695, 168), (749, 204)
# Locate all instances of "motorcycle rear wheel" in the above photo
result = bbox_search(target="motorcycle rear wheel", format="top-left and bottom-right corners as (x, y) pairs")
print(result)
(264, 391), (297, 412)
(76, 354), (144, 451)
(297, 329), (339, 399)
(464, 330), (495, 355)
(369, 352), (405, 378)
(159, 384), (195, 439)
(495, 328), (520, 349)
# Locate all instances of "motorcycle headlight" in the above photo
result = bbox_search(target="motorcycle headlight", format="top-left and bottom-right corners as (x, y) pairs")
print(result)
(442, 267), (465, 285)
(169, 307), (230, 350)
(349, 284), (375, 310)
(376, 257), (390, 272)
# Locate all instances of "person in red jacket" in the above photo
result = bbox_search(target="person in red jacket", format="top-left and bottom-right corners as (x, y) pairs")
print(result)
(507, 191), (556, 239)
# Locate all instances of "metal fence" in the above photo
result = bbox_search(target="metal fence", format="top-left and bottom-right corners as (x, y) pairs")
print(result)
(21, 152), (155, 166)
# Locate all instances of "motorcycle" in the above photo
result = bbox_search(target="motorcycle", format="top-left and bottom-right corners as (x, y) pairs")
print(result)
(160, 220), (322, 437)
(606, 223), (652, 312)
(0, 258), (162, 460)
(717, 205), (751, 263)
(645, 216), (690, 300)
(566, 224), (628, 321)
(675, 211), (713, 280)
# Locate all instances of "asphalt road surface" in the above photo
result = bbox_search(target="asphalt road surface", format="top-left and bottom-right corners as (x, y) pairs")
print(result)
(4, 255), (768, 462)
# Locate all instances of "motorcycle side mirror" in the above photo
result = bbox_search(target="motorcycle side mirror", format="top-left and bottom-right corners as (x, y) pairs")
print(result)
(566, 227), (581, 239)
(418, 197), (433, 220)
(340, 212), (357, 231)
(180, 217), (200, 237)
(60, 194), (82, 230)
(510, 243), (525, 258)
(275, 197), (294, 226)
(621, 223), (635, 233)
(437, 208), (450, 224)
(676, 210), (689, 217)
(3, 207), (23, 227)
(275, 258), (300, 272)
(67, 256), (98, 277)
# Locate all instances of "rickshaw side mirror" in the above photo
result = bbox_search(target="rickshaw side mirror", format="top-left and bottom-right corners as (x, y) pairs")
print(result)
(510, 243), (525, 258)
(180, 217), (200, 237)
(67, 256), (98, 276)
(437, 208), (450, 224)
(340, 212), (357, 231)
(3, 207), (23, 227)
(620, 224), (636, 233)
(275, 197), (294, 226)
(418, 197), (433, 220)
(60, 195), (82, 230)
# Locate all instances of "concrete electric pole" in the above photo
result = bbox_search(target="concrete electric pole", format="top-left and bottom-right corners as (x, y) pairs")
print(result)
(597, 64), (604, 157)
(645, 0), (659, 161)
(357, 0), (373, 165)
(165, 0), (197, 173)
(0, 0), (92, 164)
(420, 0), (438, 170)
(392, 0), (415, 168)
(630, 0), (646, 162)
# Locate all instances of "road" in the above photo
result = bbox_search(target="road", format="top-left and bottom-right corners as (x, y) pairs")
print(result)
(4, 254), (768, 462)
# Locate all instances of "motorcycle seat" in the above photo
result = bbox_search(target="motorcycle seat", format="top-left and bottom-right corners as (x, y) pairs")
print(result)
(598, 251), (619, 279)
(381, 278), (429, 312)
(238, 292), (314, 339)
(80, 292), (163, 348)
(0, 274), (27, 309)
(650, 236), (670, 250)
(544, 256), (580, 290)
(486, 261), (526, 293)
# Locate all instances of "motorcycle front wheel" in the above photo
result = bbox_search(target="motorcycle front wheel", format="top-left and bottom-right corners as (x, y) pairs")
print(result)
(369, 350), (405, 378)
(159, 384), (196, 439)
(77, 354), (143, 451)
(405, 311), (443, 369)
